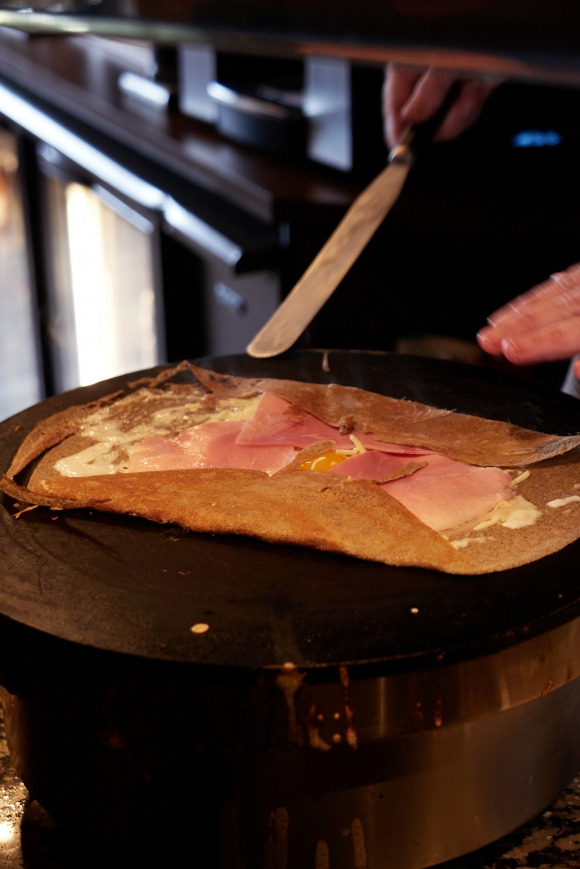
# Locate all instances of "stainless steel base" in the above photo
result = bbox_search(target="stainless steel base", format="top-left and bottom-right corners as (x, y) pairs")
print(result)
(231, 680), (580, 868)
(3, 616), (580, 868)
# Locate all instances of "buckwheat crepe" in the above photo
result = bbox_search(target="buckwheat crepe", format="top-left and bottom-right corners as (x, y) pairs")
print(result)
(2, 361), (580, 575)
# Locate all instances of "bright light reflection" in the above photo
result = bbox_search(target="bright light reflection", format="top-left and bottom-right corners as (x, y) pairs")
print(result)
(0, 820), (15, 844)
(66, 182), (119, 386)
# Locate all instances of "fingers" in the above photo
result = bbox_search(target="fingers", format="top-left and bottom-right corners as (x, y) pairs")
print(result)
(383, 64), (424, 149)
(477, 264), (580, 365)
(435, 78), (497, 141)
(482, 318), (580, 366)
(383, 64), (497, 149)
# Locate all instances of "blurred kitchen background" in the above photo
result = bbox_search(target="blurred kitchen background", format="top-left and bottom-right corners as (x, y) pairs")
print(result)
(0, 25), (579, 421)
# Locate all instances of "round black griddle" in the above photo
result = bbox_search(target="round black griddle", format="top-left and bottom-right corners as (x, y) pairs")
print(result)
(1, 350), (580, 673)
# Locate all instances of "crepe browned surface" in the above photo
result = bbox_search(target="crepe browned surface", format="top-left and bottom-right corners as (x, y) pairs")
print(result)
(5, 469), (467, 572)
(191, 365), (580, 467)
(2, 364), (580, 576)
(4, 452), (579, 576)
(5, 380), (212, 479)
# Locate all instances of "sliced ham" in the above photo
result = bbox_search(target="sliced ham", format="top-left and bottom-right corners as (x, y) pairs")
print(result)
(326, 448), (513, 531)
(327, 449), (425, 481)
(236, 392), (355, 449)
(125, 420), (295, 475)
(356, 435), (433, 456)
(380, 454), (513, 532)
(125, 392), (513, 532)
(237, 392), (434, 456)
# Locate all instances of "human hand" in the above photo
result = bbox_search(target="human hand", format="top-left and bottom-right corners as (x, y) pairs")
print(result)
(382, 64), (498, 150)
(477, 263), (580, 378)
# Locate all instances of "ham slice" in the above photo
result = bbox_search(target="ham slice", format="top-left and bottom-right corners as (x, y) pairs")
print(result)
(236, 392), (355, 449)
(380, 454), (513, 532)
(123, 390), (513, 532)
(327, 449), (426, 481)
(237, 392), (433, 456)
(125, 419), (295, 475)
(327, 448), (513, 531)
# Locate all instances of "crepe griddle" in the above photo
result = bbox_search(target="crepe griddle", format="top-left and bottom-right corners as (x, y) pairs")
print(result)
(2, 350), (580, 672)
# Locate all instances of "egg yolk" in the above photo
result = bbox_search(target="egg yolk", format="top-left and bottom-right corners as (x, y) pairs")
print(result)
(299, 451), (348, 471)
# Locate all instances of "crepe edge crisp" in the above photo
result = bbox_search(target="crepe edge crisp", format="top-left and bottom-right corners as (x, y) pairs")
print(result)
(1, 362), (580, 576)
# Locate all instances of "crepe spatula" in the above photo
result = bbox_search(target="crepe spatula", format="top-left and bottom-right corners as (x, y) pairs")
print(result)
(246, 82), (461, 358)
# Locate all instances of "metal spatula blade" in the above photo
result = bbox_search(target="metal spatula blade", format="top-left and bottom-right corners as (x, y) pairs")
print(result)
(246, 158), (412, 358)
(246, 83), (461, 359)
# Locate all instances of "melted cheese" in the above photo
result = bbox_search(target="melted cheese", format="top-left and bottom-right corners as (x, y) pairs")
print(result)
(55, 395), (260, 478)
(56, 442), (128, 477)
(451, 535), (489, 550)
(546, 495), (580, 508)
(474, 494), (541, 530)
(446, 493), (541, 549)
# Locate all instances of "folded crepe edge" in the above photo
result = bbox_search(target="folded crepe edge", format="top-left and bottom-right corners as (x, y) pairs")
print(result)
(2, 362), (580, 576)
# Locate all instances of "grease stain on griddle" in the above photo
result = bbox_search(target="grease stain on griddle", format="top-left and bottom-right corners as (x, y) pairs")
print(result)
(190, 622), (210, 635)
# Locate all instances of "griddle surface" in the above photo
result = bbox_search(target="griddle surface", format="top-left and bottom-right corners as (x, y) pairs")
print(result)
(1, 351), (580, 672)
